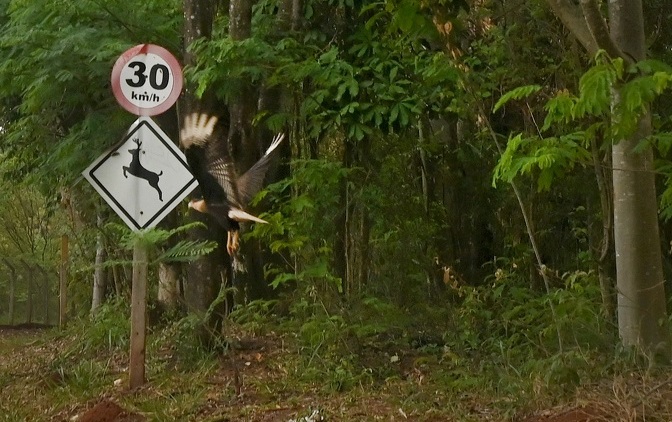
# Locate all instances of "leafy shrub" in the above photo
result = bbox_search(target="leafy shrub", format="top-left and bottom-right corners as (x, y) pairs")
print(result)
(58, 299), (131, 354)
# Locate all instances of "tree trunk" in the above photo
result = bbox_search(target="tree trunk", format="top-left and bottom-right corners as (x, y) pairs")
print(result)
(228, 0), (272, 302)
(152, 112), (182, 312)
(91, 215), (107, 315)
(590, 136), (616, 319)
(182, 0), (230, 340)
(251, 1), (296, 301)
(545, 0), (669, 356)
(184, 213), (230, 339)
(278, 0), (302, 31)
(612, 114), (668, 352)
(340, 139), (371, 297)
(158, 263), (180, 309)
(345, 201), (370, 297)
(610, 0), (669, 354)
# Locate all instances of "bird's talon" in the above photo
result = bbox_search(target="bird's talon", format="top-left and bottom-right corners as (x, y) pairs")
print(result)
(226, 231), (240, 256)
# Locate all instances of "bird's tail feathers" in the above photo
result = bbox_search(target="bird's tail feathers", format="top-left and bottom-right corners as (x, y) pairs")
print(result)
(264, 133), (285, 156)
(228, 208), (269, 224)
(180, 113), (219, 148)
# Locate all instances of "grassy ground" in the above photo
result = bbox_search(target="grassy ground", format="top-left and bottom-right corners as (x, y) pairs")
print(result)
(1, 321), (672, 422)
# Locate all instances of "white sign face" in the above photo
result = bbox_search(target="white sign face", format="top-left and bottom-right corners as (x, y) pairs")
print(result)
(111, 44), (183, 116)
(83, 117), (198, 231)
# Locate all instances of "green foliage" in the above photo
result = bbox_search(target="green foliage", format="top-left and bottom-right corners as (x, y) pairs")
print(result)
(492, 133), (592, 191)
(3, 2), (672, 416)
(224, 264), (613, 399)
(493, 84), (542, 113)
(57, 300), (131, 356)
(250, 159), (349, 292)
(0, 0), (181, 187)
(493, 56), (672, 193)
(0, 173), (62, 261)
(573, 59), (621, 118)
(440, 263), (612, 394)
(151, 314), (222, 368)
(296, 32), (457, 139)
(188, 3), (459, 140)
(105, 222), (218, 265)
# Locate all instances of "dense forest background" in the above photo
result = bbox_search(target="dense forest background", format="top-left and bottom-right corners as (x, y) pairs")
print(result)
(2, 0), (672, 419)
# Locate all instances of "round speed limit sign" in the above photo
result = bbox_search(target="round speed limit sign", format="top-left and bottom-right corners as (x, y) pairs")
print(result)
(111, 44), (183, 116)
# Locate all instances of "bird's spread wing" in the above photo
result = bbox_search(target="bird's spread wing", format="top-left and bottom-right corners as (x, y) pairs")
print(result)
(181, 112), (284, 213)
(180, 113), (218, 149)
(236, 133), (285, 205)
(208, 157), (243, 209)
(180, 112), (234, 205)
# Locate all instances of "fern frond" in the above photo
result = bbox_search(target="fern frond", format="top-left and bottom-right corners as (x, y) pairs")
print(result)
(165, 221), (208, 237)
(153, 239), (218, 264)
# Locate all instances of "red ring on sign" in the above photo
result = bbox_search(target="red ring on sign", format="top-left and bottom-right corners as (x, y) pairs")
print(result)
(111, 44), (183, 116)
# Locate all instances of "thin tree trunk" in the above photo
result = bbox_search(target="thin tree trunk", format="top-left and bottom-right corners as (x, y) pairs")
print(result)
(112, 263), (122, 298)
(340, 139), (372, 298)
(158, 263), (179, 309)
(153, 138), (182, 312)
(39, 266), (50, 324)
(590, 136), (615, 319)
(23, 261), (33, 324)
(91, 215), (107, 315)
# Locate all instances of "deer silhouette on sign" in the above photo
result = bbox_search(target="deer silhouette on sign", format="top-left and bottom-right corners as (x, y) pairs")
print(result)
(122, 138), (163, 201)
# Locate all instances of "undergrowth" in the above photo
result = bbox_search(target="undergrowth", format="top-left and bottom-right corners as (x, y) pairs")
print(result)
(3, 267), (671, 421)
(225, 267), (626, 415)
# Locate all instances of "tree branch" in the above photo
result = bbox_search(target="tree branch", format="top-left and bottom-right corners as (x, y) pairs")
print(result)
(545, 0), (598, 55)
(579, 0), (629, 62)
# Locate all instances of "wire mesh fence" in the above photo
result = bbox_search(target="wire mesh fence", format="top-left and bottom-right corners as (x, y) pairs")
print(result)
(0, 259), (59, 327)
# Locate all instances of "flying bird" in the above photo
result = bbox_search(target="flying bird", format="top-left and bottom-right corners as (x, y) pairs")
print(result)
(180, 113), (285, 255)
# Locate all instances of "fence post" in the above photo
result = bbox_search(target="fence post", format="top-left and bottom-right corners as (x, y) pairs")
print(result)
(36, 265), (50, 325)
(20, 260), (34, 324)
(2, 259), (16, 325)
(60, 234), (69, 329)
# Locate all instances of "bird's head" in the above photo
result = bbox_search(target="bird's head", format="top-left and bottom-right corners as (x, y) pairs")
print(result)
(188, 199), (208, 213)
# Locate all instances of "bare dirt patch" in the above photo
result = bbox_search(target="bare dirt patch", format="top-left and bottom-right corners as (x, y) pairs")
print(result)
(76, 399), (145, 422)
(520, 406), (606, 422)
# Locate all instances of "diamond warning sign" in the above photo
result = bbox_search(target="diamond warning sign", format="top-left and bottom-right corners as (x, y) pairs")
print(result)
(83, 117), (197, 231)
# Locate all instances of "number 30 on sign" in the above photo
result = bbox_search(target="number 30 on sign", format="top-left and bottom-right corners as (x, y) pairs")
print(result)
(111, 44), (183, 116)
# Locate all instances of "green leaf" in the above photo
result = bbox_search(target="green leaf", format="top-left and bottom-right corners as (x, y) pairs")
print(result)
(493, 85), (542, 113)
(574, 64), (616, 117)
(542, 91), (576, 131)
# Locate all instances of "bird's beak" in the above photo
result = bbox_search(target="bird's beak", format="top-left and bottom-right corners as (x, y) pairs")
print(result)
(228, 208), (268, 224)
